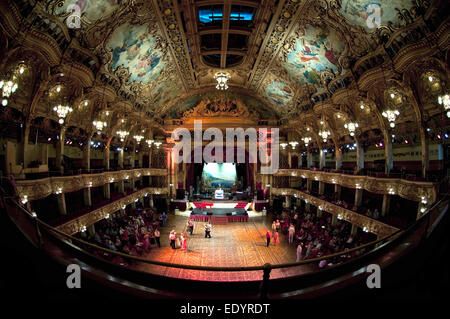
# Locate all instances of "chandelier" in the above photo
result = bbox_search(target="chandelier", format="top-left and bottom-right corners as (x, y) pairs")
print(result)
(0, 63), (25, 106)
(318, 130), (330, 142)
(438, 94), (449, 118)
(382, 109), (400, 128)
(289, 141), (298, 149)
(116, 130), (129, 142)
(133, 135), (144, 144)
(302, 136), (312, 146)
(153, 141), (162, 148)
(146, 139), (154, 147)
(344, 122), (359, 136)
(280, 142), (288, 150)
(93, 120), (107, 133)
(53, 104), (73, 124)
(214, 72), (231, 90)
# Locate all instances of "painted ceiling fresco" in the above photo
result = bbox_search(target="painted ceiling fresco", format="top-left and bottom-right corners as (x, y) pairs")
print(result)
(56, 0), (120, 22)
(339, 0), (413, 32)
(107, 23), (165, 84)
(104, 22), (182, 108)
(264, 81), (294, 107)
(284, 24), (345, 86)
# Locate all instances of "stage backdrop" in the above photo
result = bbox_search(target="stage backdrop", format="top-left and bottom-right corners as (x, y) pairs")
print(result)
(201, 163), (237, 189)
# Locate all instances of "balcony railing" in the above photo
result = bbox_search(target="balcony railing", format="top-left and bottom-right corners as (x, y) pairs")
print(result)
(273, 169), (437, 203)
(14, 168), (168, 201)
(2, 180), (448, 298)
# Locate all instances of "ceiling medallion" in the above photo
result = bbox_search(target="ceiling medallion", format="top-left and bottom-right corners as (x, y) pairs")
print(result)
(214, 72), (231, 91)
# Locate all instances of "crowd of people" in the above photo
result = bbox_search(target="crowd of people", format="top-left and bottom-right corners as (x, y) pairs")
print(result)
(269, 206), (375, 268)
(80, 208), (165, 266)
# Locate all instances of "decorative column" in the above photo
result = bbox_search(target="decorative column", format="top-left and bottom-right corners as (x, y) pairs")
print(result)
(356, 142), (364, 172)
(19, 119), (32, 170)
(319, 149), (326, 169)
(384, 131), (393, 174)
(104, 137), (112, 170)
(57, 193), (67, 215)
(318, 181), (325, 195)
(334, 184), (341, 200)
(306, 150), (313, 168)
(130, 145), (136, 169)
(335, 147), (343, 170)
(354, 188), (363, 207)
(55, 127), (66, 175)
(305, 200), (311, 212)
(306, 178), (312, 191)
(83, 188), (92, 207)
(288, 152), (292, 168)
(381, 194), (390, 217)
(103, 183), (111, 200)
(420, 128), (429, 178)
(118, 180), (125, 195)
(82, 133), (93, 171)
(149, 194), (154, 208)
(285, 195), (291, 209)
(350, 224), (358, 236)
(331, 215), (338, 226)
(87, 224), (95, 237)
(118, 146), (124, 169)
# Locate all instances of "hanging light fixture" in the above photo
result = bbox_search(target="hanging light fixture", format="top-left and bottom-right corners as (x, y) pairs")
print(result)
(93, 120), (107, 133)
(438, 94), (449, 118)
(154, 141), (162, 148)
(0, 63), (26, 107)
(117, 130), (129, 142)
(280, 142), (288, 150)
(344, 122), (359, 136)
(382, 109), (400, 128)
(53, 104), (73, 124)
(134, 135), (144, 144)
(318, 130), (330, 142)
(214, 72), (231, 90)
(302, 136), (312, 147)
(146, 139), (154, 147)
(289, 141), (298, 149)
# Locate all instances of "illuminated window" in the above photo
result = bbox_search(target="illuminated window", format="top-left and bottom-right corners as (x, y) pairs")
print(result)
(198, 6), (223, 24)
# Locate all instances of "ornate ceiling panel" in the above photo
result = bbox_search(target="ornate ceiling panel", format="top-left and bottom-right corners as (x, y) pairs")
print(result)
(2, 0), (447, 148)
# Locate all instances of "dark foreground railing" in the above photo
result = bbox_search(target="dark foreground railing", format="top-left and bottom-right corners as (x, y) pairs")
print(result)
(1, 189), (448, 299)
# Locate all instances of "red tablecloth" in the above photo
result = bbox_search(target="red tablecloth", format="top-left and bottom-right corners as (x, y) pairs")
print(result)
(190, 215), (211, 222)
(227, 215), (249, 222)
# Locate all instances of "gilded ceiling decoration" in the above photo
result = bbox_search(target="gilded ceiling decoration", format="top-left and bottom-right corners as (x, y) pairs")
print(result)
(0, 0), (447, 149)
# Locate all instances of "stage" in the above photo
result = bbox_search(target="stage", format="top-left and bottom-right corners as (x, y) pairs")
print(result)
(190, 201), (251, 222)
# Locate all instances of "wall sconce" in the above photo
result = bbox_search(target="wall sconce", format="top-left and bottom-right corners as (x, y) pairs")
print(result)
(21, 195), (28, 204)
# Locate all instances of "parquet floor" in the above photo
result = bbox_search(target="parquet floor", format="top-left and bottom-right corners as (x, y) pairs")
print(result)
(134, 215), (315, 281)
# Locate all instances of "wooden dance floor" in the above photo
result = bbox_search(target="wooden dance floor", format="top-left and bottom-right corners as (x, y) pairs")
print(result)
(134, 215), (316, 281)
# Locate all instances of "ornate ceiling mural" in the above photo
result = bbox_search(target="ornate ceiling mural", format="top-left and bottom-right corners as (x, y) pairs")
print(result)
(107, 23), (165, 84)
(283, 24), (345, 86)
(339, 0), (414, 31)
(264, 80), (294, 107)
(103, 21), (182, 107)
(54, 0), (120, 23)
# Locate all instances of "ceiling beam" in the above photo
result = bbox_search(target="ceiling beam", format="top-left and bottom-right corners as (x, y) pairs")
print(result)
(220, 0), (232, 69)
